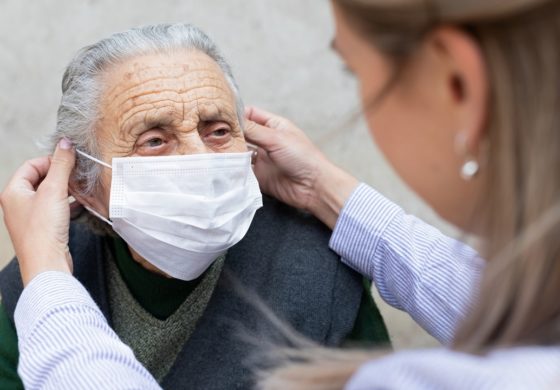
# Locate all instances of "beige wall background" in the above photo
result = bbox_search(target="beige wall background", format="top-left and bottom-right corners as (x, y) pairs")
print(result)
(0, 0), (457, 349)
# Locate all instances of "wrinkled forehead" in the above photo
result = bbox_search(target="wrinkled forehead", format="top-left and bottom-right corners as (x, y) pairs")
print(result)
(98, 50), (238, 134)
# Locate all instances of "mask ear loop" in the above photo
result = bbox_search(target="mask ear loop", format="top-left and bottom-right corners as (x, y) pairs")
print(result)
(76, 149), (114, 226)
(84, 206), (113, 226)
(76, 149), (112, 169)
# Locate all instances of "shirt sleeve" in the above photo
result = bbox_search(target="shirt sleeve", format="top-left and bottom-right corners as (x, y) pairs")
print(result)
(344, 346), (560, 390)
(330, 183), (485, 345)
(14, 271), (161, 390)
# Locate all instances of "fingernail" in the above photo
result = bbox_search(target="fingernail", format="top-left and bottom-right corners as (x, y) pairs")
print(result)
(59, 137), (73, 150)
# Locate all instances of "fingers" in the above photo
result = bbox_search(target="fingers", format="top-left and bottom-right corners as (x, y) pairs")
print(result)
(251, 146), (273, 175)
(249, 146), (276, 194)
(0, 157), (51, 217)
(8, 157), (51, 192)
(41, 138), (75, 196)
(245, 106), (290, 130)
(244, 119), (280, 150)
(245, 106), (274, 125)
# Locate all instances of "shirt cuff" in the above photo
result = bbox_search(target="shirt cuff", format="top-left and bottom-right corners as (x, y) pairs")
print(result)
(329, 183), (402, 277)
(14, 271), (99, 342)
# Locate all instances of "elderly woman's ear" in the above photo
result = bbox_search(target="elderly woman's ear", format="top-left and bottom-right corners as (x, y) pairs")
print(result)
(67, 179), (86, 219)
(67, 177), (104, 220)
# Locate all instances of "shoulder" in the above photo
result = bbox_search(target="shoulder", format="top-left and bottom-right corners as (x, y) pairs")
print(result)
(248, 195), (333, 249)
(0, 302), (22, 389)
(0, 222), (106, 323)
(68, 221), (105, 254)
(347, 346), (560, 389)
(67, 222), (111, 281)
(232, 195), (342, 271)
(0, 258), (23, 324)
(226, 196), (364, 342)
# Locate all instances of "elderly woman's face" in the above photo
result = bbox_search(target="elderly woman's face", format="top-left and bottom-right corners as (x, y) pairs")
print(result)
(93, 50), (247, 208)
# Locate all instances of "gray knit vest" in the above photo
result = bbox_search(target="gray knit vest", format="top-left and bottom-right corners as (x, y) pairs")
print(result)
(0, 196), (363, 389)
(107, 252), (225, 382)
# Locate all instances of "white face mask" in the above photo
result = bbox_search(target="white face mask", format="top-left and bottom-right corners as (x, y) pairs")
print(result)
(77, 150), (263, 280)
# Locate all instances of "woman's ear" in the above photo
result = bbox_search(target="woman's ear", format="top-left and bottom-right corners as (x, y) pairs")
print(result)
(430, 26), (488, 155)
(68, 178), (108, 219)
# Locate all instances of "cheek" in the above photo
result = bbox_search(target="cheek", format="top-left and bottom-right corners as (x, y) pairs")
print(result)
(214, 125), (248, 153)
(96, 169), (112, 207)
(215, 139), (247, 154)
(230, 142), (248, 153)
(365, 101), (417, 175)
(229, 133), (248, 152)
(363, 93), (438, 194)
(364, 92), (472, 225)
(358, 64), (443, 181)
(362, 86), (412, 159)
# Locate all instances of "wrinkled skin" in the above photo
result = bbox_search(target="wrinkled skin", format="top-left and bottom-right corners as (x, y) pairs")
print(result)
(79, 50), (247, 275)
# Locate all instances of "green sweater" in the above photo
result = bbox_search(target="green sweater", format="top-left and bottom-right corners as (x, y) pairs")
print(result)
(0, 238), (389, 389)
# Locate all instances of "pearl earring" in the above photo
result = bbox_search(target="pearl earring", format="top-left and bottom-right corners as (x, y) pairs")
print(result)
(455, 132), (480, 181)
(460, 158), (479, 181)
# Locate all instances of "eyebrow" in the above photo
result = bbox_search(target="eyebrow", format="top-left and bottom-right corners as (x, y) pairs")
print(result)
(124, 116), (175, 137)
(123, 103), (237, 136)
(200, 112), (227, 123)
(145, 117), (175, 129)
(198, 105), (237, 124)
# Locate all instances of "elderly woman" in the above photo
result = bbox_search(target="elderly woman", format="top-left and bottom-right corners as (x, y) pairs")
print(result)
(0, 24), (389, 389)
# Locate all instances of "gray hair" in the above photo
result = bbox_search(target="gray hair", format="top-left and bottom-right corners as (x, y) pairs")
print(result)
(48, 23), (244, 198)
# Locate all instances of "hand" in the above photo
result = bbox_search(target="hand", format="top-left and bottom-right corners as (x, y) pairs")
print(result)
(0, 138), (76, 286)
(244, 106), (359, 229)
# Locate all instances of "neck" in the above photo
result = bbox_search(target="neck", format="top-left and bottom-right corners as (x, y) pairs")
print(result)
(128, 245), (173, 278)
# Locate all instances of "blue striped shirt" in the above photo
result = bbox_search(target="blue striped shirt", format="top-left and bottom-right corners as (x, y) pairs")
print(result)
(13, 183), (560, 389)
(333, 184), (560, 389)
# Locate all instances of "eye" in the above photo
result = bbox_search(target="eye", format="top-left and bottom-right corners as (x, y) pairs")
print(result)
(202, 122), (233, 140)
(211, 128), (230, 137)
(137, 130), (168, 149)
(146, 137), (164, 147)
(135, 129), (174, 156)
(200, 121), (236, 149)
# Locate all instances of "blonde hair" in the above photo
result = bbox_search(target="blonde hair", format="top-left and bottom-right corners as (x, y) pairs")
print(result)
(258, 0), (560, 388)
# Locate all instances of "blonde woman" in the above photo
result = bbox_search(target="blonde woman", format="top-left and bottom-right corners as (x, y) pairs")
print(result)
(2, 0), (560, 389)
